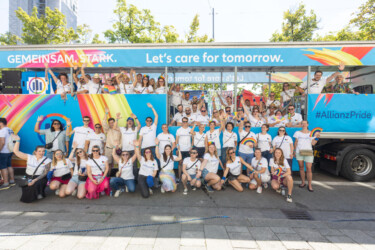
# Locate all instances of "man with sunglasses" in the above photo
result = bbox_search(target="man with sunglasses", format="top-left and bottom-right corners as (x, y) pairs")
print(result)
(139, 103), (159, 158)
(66, 116), (94, 150)
(169, 104), (185, 126)
(263, 91), (281, 111)
(177, 107), (196, 126)
(195, 107), (210, 126)
(182, 148), (202, 195)
(238, 121), (257, 165)
(176, 117), (193, 181)
(217, 95), (234, 113)
(284, 105), (302, 127)
(85, 123), (106, 154)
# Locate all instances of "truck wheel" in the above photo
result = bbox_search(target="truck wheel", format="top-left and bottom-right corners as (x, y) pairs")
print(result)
(341, 149), (375, 182)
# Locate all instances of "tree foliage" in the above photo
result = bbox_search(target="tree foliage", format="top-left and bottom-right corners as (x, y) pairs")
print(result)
(186, 15), (214, 43)
(350, 0), (375, 40)
(0, 32), (20, 45)
(270, 3), (318, 42)
(15, 6), (78, 44)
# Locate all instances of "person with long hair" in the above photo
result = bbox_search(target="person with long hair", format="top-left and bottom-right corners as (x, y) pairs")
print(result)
(49, 149), (73, 198)
(280, 82), (296, 110)
(199, 143), (224, 192)
(242, 98), (265, 127)
(110, 142), (137, 197)
(221, 148), (254, 192)
(117, 69), (137, 94)
(270, 148), (293, 203)
(205, 116), (225, 157)
(272, 126), (294, 167)
(182, 148), (202, 195)
(34, 116), (69, 159)
(44, 63), (71, 95)
(256, 124), (273, 163)
(155, 75), (167, 94)
(85, 145), (110, 199)
(12, 135), (52, 202)
(134, 141), (158, 198)
(249, 148), (270, 193)
(156, 124), (176, 155)
(191, 123), (206, 159)
(293, 120), (320, 192)
(135, 75), (154, 94)
(222, 121), (238, 168)
(268, 110), (287, 127)
(66, 142), (88, 199)
(155, 141), (182, 193)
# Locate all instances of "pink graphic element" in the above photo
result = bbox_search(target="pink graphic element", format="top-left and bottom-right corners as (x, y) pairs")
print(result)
(341, 47), (373, 60)
(312, 94), (334, 111)
(0, 95), (13, 107)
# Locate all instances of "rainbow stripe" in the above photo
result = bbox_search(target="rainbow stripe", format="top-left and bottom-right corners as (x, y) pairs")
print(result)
(241, 137), (256, 146)
(270, 116), (285, 122)
(103, 85), (117, 95)
(274, 167), (282, 177)
(310, 127), (323, 137)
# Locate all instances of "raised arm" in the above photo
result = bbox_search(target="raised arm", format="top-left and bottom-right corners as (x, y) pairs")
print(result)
(134, 140), (142, 162)
(102, 107), (109, 133)
(326, 62), (345, 85)
(174, 146), (182, 161)
(66, 118), (74, 136)
(155, 138), (161, 159)
(44, 63), (59, 83)
(72, 65), (79, 85)
(130, 69), (137, 87)
(113, 113), (121, 132)
(69, 141), (78, 162)
(147, 103), (158, 126)
(112, 142), (121, 164)
(241, 97), (250, 117)
(217, 95), (225, 107)
(11, 135), (28, 161)
(34, 115), (44, 134)
(212, 96), (217, 113)
(168, 83), (175, 95)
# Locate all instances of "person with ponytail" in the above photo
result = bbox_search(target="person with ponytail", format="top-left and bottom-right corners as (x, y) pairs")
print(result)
(66, 142), (88, 199)
(49, 149), (73, 198)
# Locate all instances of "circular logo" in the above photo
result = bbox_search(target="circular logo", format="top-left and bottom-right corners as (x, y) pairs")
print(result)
(28, 77), (48, 94)
(37, 113), (69, 144)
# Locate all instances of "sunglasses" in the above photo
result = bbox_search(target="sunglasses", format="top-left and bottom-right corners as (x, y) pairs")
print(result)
(92, 150), (100, 152)
(237, 109), (243, 112)
(201, 110), (207, 112)
(288, 108), (294, 111)
(226, 110), (231, 113)
(145, 151), (151, 154)
(279, 129), (286, 132)
(190, 152), (198, 155)
(55, 153), (63, 156)
(213, 111), (218, 113)
(245, 126), (251, 128)
(53, 123), (60, 125)
(270, 95), (275, 97)
(77, 151), (83, 154)
(95, 126), (101, 129)
(182, 121), (188, 123)
(122, 153), (129, 156)
(83, 120), (90, 122)
(229, 151), (235, 155)
(146, 120), (152, 122)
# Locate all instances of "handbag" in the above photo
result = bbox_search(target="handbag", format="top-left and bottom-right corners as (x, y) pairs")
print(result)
(45, 131), (62, 149)
(299, 150), (313, 156)
(61, 173), (72, 180)
(19, 157), (48, 187)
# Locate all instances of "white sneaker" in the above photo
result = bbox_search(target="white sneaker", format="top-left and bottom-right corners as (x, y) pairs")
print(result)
(149, 188), (153, 195)
(114, 190), (121, 198)
(160, 186), (165, 194)
(37, 194), (44, 200)
(125, 186), (129, 193)
(286, 195), (293, 203)
(192, 186), (197, 191)
(276, 188), (281, 194)
(71, 190), (77, 196)
(55, 189), (60, 196)
(256, 186), (262, 194)
(263, 183), (268, 189)
(183, 188), (188, 195)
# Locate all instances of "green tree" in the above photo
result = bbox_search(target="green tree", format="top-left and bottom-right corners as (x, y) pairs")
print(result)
(15, 6), (77, 44)
(270, 3), (318, 42)
(76, 24), (92, 44)
(186, 14), (214, 43)
(0, 32), (20, 45)
(315, 27), (362, 41)
(91, 34), (107, 44)
(350, 0), (375, 40)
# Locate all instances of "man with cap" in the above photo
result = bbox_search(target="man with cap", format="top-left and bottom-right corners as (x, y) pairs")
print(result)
(88, 73), (102, 94)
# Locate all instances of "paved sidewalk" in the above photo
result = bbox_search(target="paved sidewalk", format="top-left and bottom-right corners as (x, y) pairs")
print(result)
(0, 172), (375, 249)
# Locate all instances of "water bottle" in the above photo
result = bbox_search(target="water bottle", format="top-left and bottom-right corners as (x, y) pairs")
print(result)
(110, 190), (113, 197)
(281, 187), (286, 196)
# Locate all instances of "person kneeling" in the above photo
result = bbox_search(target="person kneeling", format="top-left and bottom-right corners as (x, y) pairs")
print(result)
(249, 148), (271, 194)
(182, 148), (201, 195)
(270, 148), (294, 203)
(48, 150), (73, 197)
(110, 142), (137, 198)
(200, 143), (223, 192)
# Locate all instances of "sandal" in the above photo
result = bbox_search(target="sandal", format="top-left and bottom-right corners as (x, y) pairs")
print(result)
(298, 184), (306, 188)
(307, 187), (314, 192)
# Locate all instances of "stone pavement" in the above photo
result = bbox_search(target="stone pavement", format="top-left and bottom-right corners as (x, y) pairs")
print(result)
(0, 171), (375, 250)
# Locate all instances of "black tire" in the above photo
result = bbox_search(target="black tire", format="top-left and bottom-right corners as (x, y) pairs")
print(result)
(340, 148), (375, 182)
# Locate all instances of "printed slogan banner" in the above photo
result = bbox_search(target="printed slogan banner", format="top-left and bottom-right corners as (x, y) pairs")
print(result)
(0, 46), (374, 68)
(308, 94), (375, 133)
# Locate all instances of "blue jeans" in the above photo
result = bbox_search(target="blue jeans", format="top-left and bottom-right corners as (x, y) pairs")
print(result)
(238, 152), (254, 165)
(261, 150), (272, 165)
(110, 178), (136, 192)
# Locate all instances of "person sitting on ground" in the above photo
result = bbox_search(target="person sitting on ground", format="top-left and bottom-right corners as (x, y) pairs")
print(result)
(66, 142), (88, 199)
(182, 148), (202, 195)
(199, 142), (224, 192)
(249, 148), (271, 194)
(48, 150), (73, 198)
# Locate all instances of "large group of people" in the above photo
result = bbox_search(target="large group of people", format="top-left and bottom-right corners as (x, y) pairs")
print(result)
(0, 62), (359, 203)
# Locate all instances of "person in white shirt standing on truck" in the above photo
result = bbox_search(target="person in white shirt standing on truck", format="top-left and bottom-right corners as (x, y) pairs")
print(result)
(0, 118), (15, 190)
(66, 116), (94, 150)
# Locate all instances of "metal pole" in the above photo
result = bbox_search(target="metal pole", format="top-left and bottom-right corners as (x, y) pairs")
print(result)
(234, 66), (238, 111)
(165, 66), (169, 124)
(306, 66), (311, 121)
(268, 70), (272, 96)
(69, 67), (73, 95)
(212, 8), (215, 40)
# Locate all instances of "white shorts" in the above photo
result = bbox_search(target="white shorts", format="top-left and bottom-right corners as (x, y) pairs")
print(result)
(250, 174), (270, 185)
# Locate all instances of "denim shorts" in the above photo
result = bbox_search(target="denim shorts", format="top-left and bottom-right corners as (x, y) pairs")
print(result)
(238, 152), (253, 164)
(189, 174), (197, 180)
(0, 153), (12, 169)
(296, 153), (314, 163)
(201, 168), (209, 180)
(69, 175), (86, 185)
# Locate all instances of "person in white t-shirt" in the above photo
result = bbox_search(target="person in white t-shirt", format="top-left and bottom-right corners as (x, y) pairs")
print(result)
(270, 148), (294, 203)
(199, 143), (224, 192)
(48, 149), (74, 198)
(284, 105), (303, 127)
(272, 127), (294, 167)
(135, 75), (154, 94)
(45, 63), (71, 95)
(241, 97), (265, 127)
(191, 123), (207, 159)
(72, 65), (89, 94)
(238, 121), (256, 166)
(117, 69), (137, 94)
(85, 123), (106, 154)
(181, 148), (202, 195)
(156, 124), (176, 154)
(268, 110), (287, 128)
(205, 119), (225, 156)
(280, 83), (297, 109)
(168, 84), (183, 116)
(110, 144), (138, 197)
(181, 92), (192, 111)
(0, 118), (15, 189)
(217, 95), (234, 113)
(86, 145), (110, 199)
(263, 91), (281, 111)
(221, 122), (238, 168)
(221, 148), (254, 192)
(155, 143), (182, 193)
(66, 142), (89, 199)
(155, 75), (167, 94)
(249, 148), (271, 194)
(138, 103), (159, 158)
(115, 113), (140, 159)
(170, 104), (185, 126)
(12, 136), (52, 202)
(176, 117), (193, 181)
(195, 106), (210, 126)
(88, 74), (102, 94)
(293, 120), (320, 192)
(177, 107), (196, 126)
(66, 116), (94, 150)
(256, 124), (273, 164)
(134, 140), (158, 198)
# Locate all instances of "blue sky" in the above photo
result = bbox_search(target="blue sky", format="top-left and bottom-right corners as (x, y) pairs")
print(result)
(0, 0), (367, 42)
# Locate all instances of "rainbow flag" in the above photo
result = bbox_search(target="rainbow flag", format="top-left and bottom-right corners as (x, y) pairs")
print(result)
(241, 137), (256, 146)
(103, 85), (117, 95)
(270, 116), (285, 122)
(310, 127), (323, 137)
(200, 92), (204, 99)
(274, 167), (283, 176)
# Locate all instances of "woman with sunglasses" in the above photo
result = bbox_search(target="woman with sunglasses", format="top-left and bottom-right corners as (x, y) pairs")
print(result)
(34, 116), (70, 159)
(155, 141), (182, 193)
(85, 145), (110, 199)
(182, 148), (202, 195)
(110, 142), (137, 197)
(211, 109), (221, 126)
(155, 76), (167, 94)
(66, 116), (94, 150)
(135, 75), (154, 94)
(66, 142), (89, 199)
(280, 83), (296, 110)
(238, 121), (256, 166)
(293, 120), (320, 192)
(270, 148), (293, 203)
(199, 142), (223, 192)
(222, 122), (238, 168)
(256, 124), (273, 163)
(272, 126), (294, 167)
(234, 107), (247, 126)
(221, 148), (254, 192)
(45, 63), (71, 95)
(117, 69), (137, 94)
(134, 141), (158, 198)
(12, 135), (52, 202)
(85, 123), (106, 154)
(191, 123), (207, 159)
(49, 149), (73, 198)
(268, 110), (287, 127)
(249, 148), (270, 193)
(241, 98), (265, 127)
